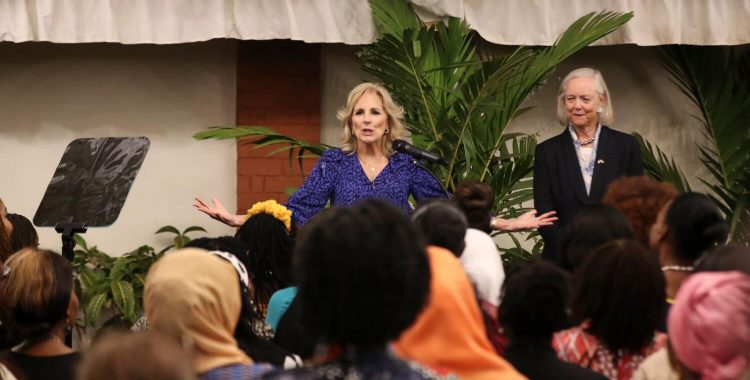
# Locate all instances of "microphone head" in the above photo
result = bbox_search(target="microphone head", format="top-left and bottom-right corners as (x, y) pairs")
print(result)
(392, 139), (407, 151)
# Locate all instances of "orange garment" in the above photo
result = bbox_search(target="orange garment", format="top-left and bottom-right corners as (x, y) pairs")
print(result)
(394, 246), (526, 380)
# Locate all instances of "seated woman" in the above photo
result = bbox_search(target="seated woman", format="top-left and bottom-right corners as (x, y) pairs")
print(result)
(649, 192), (728, 302)
(263, 199), (453, 379)
(0, 248), (80, 380)
(233, 200), (294, 320)
(501, 261), (606, 380)
(7, 213), (39, 253)
(144, 248), (274, 379)
(554, 239), (667, 380)
(668, 271), (750, 380)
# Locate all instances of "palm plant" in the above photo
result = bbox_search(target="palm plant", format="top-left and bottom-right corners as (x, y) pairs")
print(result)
(638, 46), (750, 242)
(195, 1), (632, 257)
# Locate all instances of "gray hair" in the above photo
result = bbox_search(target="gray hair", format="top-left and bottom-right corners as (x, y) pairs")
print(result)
(557, 67), (614, 126)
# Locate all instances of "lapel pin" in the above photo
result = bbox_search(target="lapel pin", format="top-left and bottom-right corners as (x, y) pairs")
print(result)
(597, 159), (605, 165)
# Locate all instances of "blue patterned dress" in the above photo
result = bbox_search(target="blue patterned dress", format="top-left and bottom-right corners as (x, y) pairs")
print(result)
(287, 149), (447, 226)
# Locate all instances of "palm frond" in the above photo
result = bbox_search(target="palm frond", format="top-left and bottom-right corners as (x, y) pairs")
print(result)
(633, 132), (691, 192)
(659, 46), (750, 241)
(194, 126), (333, 175)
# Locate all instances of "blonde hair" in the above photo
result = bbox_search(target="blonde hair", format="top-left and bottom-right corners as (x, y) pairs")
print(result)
(557, 67), (614, 126)
(1, 248), (74, 339)
(337, 82), (406, 155)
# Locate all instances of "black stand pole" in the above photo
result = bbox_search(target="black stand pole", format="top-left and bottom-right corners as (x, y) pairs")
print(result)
(414, 160), (452, 199)
(55, 222), (87, 262)
(54, 222), (86, 346)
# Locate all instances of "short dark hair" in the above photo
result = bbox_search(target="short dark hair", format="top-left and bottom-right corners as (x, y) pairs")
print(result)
(412, 200), (468, 256)
(453, 181), (495, 233)
(666, 193), (728, 264)
(7, 213), (39, 253)
(559, 203), (635, 271)
(499, 261), (571, 340)
(294, 199), (430, 347)
(571, 239), (665, 353)
(0, 248), (74, 340)
(695, 244), (750, 276)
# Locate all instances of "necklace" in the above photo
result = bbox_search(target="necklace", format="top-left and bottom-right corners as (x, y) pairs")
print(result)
(579, 137), (595, 146)
(358, 155), (384, 173)
(661, 265), (693, 272)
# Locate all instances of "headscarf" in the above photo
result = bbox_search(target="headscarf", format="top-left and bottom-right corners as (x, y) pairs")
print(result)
(460, 228), (505, 308)
(144, 248), (251, 374)
(669, 271), (750, 380)
(394, 246), (524, 380)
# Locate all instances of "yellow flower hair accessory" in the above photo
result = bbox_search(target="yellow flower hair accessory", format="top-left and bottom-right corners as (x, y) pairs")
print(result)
(245, 200), (292, 230)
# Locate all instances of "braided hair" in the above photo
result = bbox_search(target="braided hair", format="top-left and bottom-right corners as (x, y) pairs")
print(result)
(235, 213), (294, 316)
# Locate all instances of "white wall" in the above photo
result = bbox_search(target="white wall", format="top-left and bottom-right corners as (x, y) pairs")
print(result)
(0, 41), (238, 255)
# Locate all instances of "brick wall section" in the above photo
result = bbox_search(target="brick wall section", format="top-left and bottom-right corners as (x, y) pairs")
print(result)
(235, 40), (321, 214)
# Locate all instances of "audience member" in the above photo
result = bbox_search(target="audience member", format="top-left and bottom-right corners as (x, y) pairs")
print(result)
(397, 203), (524, 379)
(184, 237), (301, 369)
(452, 181), (507, 353)
(78, 332), (196, 380)
(649, 192), (728, 300)
(144, 248), (274, 379)
(263, 199), (453, 379)
(603, 176), (678, 246)
(7, 213), (39, 253)
(412, 200), (468, 256)
(234, 200), (295, 319)
(0, 248), (80, 380)
(554, 240), (666, 380)
(668, 272), (750, 380)
(0, 198), (13, 262)
(500, 261), (606, 380)
(633, 244), (750, 380)
(558, 203), (635, 271)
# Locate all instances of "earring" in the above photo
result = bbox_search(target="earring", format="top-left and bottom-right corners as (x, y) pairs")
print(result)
(597, 107), (603, 113)
(384, 128), (390, 135)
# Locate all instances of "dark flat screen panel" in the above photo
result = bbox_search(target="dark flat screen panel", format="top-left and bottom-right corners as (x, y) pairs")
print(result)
(33, 137), (150, 227)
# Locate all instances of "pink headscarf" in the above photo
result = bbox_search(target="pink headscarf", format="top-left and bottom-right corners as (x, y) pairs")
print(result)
(669, 271), (750, 380)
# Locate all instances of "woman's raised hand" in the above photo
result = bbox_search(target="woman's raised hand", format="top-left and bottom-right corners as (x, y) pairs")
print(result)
(491, 210), (558, 231)
(193, 197), (245, 227)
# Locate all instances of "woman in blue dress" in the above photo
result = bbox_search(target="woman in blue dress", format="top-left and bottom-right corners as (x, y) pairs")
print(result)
(195, 83), (555, 230)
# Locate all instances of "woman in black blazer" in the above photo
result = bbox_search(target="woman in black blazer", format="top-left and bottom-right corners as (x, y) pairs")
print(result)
(534, 68), (643, 263)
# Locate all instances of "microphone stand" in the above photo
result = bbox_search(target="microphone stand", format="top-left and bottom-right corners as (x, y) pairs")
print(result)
(413, 159), (452, 200)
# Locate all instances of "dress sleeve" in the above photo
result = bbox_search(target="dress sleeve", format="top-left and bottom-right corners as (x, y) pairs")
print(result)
(286, 150), (338, 226)
(410, 161), (449, 202)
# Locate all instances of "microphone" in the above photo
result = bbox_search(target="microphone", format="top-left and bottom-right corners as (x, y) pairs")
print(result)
(392, 139), (445, 165)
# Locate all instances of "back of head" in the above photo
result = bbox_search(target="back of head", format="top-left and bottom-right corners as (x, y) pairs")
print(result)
(144, 248), (249, 373)
(669, 271), (750, 380)
(559, 203), (635, 271)
(453, 181), (495, 233)
(78, 332), (195, 380)
(500, 261), (570, 341)
(666, 192), (728, 264)
(7, 213), (39, 253)
(572, 239), (665, 353)
(412, 200), (468, 256)
(235, 212), (293, 306)
(294, 199), (430, 348)
(0, 248), (74, 341)
(695, 244), (750, 276)
(603, 176), (678, 246)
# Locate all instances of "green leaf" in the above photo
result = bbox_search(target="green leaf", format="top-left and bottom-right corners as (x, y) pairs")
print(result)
(155, 225), (180, 235)
(111, 281), (136, 322)
(85, 292), (108, 326)
(633, 132), (691, 192)
(182, 226), (207, 234)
